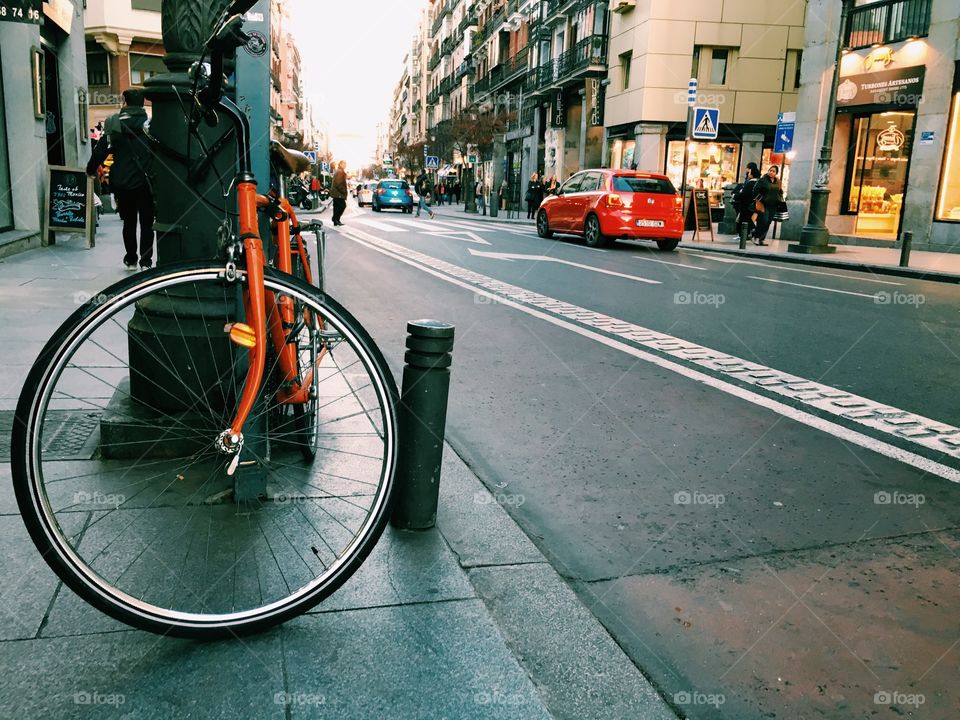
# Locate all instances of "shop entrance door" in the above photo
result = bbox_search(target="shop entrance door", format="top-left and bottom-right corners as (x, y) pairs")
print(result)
(844, 111), (915, 239)
(43, 46), (65, 167)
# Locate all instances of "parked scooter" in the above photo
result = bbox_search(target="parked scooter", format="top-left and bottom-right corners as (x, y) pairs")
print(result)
(287, 176), (315, 210)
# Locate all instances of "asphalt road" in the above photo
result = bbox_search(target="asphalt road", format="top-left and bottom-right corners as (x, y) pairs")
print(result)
(319, 200), (960, 719)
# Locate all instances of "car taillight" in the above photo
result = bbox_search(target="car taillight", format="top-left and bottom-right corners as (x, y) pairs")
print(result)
(674, 196), (683, 212)
(377, 188), (385, 195)
(406, 189), (413, 197)
(604, 193), (623, 208)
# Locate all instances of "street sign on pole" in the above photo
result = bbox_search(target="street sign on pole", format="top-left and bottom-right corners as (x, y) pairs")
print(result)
(425, 156), (440, 170)
(774, 111), (796, 154)
(303, 151), (317, 164)
(687, 78), (698, 106)
(321, 161), (330, 172)
(692, 107), (720, 140)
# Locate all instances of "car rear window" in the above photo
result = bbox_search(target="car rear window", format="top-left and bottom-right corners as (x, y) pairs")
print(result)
(612, 176), (676, 194)
(380, 181), (408, 189)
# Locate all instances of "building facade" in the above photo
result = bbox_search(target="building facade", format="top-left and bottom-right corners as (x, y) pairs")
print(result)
(84, 0), (164, 130)
(786, 0), (959, 250)
(604, 0), (805, 200)
(0, 0), (87, 254)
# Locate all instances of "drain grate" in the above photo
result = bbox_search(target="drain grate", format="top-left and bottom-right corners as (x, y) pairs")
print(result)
(0, 410), (102, 460)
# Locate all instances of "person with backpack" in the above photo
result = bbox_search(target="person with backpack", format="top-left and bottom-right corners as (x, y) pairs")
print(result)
(732, 163), (760, 239)
(415, 172), (435, 219)
(86, 89), (154, 270)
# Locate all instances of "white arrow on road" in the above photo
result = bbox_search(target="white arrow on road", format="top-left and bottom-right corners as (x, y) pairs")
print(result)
(422, 230), (492, 245)
(468, 249), (661, 284)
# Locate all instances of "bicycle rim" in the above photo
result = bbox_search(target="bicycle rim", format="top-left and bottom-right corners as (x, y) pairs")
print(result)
(11, 263), (397, 638)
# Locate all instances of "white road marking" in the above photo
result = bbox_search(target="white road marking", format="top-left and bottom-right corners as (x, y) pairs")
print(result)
(421, 230), (492, 245)
(351, 218), (405, 233)
(632, 255), (707, 271)
(468, 249), (661, 284)
(747, 276), (878, 298)
(684, 250), (904, 285)
(341, 225), (960, 482)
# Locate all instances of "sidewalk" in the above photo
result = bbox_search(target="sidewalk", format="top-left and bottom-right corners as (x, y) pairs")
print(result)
(0, 215), (675, 720)
(430, 202), (960, 282)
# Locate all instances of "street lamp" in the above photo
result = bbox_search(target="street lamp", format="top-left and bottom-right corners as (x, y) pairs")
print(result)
(789, 0), (854, 254)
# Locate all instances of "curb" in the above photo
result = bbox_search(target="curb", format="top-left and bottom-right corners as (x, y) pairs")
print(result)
(682, 242), (960, 285)
(431, 207), (535, 226)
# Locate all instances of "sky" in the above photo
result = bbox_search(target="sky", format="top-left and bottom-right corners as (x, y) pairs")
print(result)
(288, 1), (424, 170)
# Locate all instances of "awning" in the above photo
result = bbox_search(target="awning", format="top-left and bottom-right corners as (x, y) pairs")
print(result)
(439, 164), (455, 176)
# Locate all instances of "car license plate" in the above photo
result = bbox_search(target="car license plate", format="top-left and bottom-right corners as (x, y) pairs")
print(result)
(636, 219), (664, 228)
(390, 197), (399, 202)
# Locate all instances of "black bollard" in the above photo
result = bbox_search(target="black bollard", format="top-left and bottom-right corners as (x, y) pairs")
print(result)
(391, 320), (455, 530)
(899, 230), (913, 268)
(739, 221), (750, 249)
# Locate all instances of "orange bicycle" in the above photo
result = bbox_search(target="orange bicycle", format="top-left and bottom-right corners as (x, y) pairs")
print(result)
(11, 1), (397, 638)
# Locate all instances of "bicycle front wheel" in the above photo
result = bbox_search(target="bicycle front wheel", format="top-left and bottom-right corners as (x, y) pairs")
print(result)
(11, 263), (398, 638)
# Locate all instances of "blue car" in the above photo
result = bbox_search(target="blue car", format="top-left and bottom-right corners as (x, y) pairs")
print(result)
(371, 179), (414, 213)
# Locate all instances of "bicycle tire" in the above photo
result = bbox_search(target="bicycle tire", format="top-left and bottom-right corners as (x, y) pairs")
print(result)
(289, 252), (320, 460)
(11, 262), (398, 639)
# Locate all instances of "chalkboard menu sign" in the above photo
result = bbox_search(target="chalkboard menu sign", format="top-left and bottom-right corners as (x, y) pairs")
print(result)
(44, 166), (95, 248)
(685, 189), (715, 242)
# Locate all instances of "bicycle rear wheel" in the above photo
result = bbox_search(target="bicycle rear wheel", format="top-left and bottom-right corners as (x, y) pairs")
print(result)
(11, 262), (398, 638)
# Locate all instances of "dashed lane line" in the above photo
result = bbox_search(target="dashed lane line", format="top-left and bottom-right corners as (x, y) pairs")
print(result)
(683, 251), (904, 285)
(747, 276), (879, 299)
(340, 226), (960, 481)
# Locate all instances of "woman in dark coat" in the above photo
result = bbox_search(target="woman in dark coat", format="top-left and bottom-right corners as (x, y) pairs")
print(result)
(526, 172), (544, 219)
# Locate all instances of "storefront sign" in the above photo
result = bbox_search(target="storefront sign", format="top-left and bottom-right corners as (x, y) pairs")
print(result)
(0, 0), (40, 24)
(553, 91), (564, 128)
(589, 79), (605, 127)
(876, 125), (906, 152)
(837, 65), (926, 109)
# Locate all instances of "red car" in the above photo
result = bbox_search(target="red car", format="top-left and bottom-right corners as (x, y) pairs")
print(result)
(536, 169), (684, 250)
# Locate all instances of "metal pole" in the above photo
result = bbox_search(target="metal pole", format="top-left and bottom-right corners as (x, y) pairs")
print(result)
(391, 320), (455, 531)
(739, 221), (750, 249)
(899, 230), (913, 267)
(789, 0), (853, 255)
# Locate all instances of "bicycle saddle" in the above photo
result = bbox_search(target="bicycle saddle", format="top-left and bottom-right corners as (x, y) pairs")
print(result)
(270, 141), (312, 175)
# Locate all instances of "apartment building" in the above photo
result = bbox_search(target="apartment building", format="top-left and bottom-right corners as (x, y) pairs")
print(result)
(84, 0), (164, 128)
(603, 0), (805, 200)
(786, 0), (958, 251)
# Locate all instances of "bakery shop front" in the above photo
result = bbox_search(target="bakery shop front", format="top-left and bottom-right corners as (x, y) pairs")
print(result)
(836, 62), (925, 240)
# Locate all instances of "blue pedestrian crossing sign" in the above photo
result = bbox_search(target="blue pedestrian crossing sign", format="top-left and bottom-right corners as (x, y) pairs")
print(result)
(692, 107), (720, 140)
(303, 151), (317, 164)
(321, 161), (330, 172)
(425, 155), (440, 170)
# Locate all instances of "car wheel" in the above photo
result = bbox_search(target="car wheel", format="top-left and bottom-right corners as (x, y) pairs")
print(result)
(584, 214), (609, 248)
(373, 202), (380, 212)
(656, 238), (680, 251)
(536, 210), (553, 239)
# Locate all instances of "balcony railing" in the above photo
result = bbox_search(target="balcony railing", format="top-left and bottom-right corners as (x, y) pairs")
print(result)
(458, 9), (478, 34)
(428, 49), (441, 71)
(442, 35), (457, 56)
(845, 0), (931, 49)
(536, 34), (607, 90)
(475, 47), (530, 96)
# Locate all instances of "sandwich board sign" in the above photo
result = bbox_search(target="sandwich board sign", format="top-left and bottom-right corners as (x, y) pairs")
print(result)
(692, 107), (719, 140)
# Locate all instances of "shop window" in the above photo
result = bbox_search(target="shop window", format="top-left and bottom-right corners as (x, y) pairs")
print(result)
(710, 49), (728, 86)
(936, 86), (960, 221)
(129, 53), (165, 86)
(87, 51), (109, 87)
(666, 141), (740, 193)
(619, 51), (631, 91)
(844, 111), (915, 238)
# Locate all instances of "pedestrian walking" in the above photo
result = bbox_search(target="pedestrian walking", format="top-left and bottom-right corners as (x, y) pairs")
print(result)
(331, 160), (348, 226)
(732, 163), (760, 239)
(86, 89), (155, 270)
(452, 181), (461, 205)
(475, 178), (486, 215)
(499, 178), (509, 210)
(525, 172), (544, 219)
(752, 165), (782, 245)
(545, 176), (558, 195)
(414, 172), (435, 219)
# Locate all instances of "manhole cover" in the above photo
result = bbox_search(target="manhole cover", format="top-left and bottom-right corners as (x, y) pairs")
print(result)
(0, 410), (101, 460)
